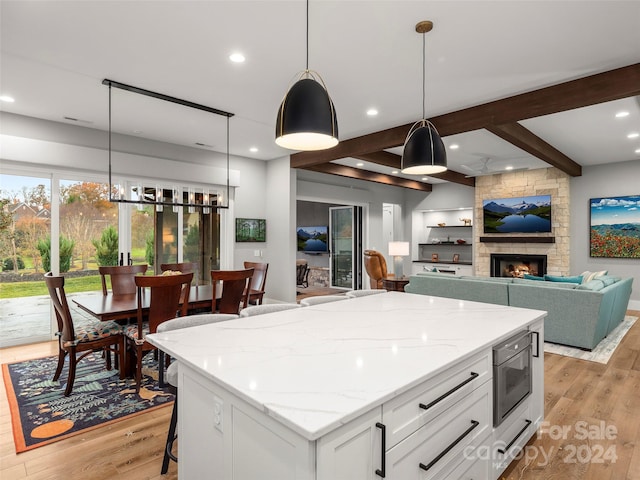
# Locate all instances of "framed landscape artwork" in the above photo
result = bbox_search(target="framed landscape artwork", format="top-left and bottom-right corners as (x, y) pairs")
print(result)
(235, 218), (266, 242)
(590, 195), (640, 258)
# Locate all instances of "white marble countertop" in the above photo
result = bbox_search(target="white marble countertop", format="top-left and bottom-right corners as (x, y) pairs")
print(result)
(146, 291), (545, 441)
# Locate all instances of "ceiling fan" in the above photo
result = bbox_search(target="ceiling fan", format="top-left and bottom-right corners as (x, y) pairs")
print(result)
(460, 157), (528, 177)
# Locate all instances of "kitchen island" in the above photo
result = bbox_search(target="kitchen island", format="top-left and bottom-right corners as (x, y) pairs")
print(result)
(147, 291), (545, 479)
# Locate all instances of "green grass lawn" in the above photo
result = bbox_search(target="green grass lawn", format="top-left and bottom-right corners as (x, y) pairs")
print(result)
(0, 275), (104, 299)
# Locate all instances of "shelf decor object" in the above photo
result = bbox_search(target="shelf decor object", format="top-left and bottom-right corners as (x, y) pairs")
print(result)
(400, 20), (447, 175)
(389, 241), (410, 278)
(275, 0), (338, 151)
(102, 79), (233, 211)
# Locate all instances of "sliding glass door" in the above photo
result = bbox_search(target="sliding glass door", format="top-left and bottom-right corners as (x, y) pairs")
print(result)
(329, 206), (363, 290)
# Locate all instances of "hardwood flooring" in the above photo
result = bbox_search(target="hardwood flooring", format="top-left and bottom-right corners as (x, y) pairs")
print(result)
(1, 310), (638, 479)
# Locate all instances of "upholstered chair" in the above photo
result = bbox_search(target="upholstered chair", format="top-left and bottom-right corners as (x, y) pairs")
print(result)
(239, 303), (300, 317)
(300, 295), (349, 307)
(363, 250), (388, 289)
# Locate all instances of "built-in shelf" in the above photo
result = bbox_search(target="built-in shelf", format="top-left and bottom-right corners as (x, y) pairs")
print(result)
(419, 243), (471, 247)
(479, 236), (555, 243)
(413, 260), (473, 265)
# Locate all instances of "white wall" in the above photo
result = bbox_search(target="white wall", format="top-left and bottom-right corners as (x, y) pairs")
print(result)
(570, 160), (640, 308)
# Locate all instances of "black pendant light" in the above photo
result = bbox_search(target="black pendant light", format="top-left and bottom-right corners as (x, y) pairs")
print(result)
(401, 21), (447, 175)
(275, 0), (338, 151)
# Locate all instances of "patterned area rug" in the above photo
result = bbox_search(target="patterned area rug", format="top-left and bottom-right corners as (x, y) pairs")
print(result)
(544, 315), (637, 364)
(2, 351), (174, 453)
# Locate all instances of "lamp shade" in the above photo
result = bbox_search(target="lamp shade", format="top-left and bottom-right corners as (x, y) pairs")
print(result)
(275, 77), (338, 151)
(388, 241), (410, 257)
(401, 120), (447, 175)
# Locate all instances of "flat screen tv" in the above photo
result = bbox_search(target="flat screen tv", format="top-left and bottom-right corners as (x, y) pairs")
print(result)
(483, 195), (552, 233)
(297, 225), (329, 252)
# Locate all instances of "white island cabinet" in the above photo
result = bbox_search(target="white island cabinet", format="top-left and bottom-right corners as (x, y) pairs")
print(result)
(146, 292), (545, 480)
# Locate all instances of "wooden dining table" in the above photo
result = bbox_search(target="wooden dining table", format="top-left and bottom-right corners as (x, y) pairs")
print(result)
(72, 285), (215, 322)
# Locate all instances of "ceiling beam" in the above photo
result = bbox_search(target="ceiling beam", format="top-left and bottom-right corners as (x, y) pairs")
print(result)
(354, 152), (476, 187)
(291, 63), (640, 168)
(302, 164), (432, 192)
(486, 123), (582, 177)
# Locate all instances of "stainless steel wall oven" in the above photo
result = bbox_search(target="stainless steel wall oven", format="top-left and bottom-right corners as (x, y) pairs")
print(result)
(493, 330), (534, 427)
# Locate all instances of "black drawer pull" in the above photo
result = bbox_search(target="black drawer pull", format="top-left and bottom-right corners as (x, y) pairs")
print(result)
(419, 420), (480, 471)
(497, 419), (532, 454)
(419, 372), (479, 411)
(375, 422), (386, 477)
(531, 331), (540, 358)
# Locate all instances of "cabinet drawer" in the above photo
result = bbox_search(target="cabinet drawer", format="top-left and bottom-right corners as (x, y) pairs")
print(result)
(385, 380), (491, 480)
(442, 450), (490, 480)
(492, 400), (534, 476)
(383, 351), (490, 448)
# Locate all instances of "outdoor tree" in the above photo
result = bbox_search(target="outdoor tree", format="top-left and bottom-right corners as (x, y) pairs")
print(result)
(92, 225), (119, 266)
(15, 216), (48, 272)
(59, 182), (117, 270)
(0, 198), (18, 272)
(37, 236), (75, 273)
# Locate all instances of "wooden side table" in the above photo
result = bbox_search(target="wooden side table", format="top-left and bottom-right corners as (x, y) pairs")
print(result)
(382, 276), (410, 292)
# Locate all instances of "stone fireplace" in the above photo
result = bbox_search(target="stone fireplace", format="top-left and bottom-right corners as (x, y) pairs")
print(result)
(491, 253), (547, 278)
(474, 168), (571, 277)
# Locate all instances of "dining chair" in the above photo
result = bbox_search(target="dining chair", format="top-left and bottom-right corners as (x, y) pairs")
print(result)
(99, 264), (148, 295)
(160, 262), (199, 285)
(125, 272), (193, 392)
(211, 268), (254, 314)
(363, 250), (388, 289)
(300, 295), (349, 307)
(346, 289), (387, 298)
(44, 272), (125, 396)
(156, 313), (239, 474)
(243, 261), (269, 305)
(239, 303), (300, 317)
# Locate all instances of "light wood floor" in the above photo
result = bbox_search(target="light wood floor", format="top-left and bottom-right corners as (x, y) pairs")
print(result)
(1, 310), (638, 479)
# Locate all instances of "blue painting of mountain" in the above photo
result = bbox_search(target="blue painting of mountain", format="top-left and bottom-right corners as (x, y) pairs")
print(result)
(483, 195), (552, 233)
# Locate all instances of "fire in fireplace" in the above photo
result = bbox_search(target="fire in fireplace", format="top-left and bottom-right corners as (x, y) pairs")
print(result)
(491, 254), (547, 278)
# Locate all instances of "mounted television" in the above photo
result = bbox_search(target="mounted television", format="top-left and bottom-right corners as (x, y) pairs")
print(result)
(297, 226), (329, 252)
(483, 195), (552, 233)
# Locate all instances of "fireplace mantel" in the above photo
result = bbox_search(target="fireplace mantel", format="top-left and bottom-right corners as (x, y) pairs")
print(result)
(479, 236), (555, 244)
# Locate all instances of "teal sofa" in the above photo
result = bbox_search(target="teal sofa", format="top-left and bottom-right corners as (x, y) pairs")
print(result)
(404, 272), (633, 350)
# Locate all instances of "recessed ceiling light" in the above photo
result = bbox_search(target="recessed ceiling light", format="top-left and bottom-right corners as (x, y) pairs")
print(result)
(421, 177), (429, 181)
(229, 53), (245, 63)
(0, 95), (15, 103)
(133, 130), (143, 134)
(449, 144), (459, 150)
(391, 170), (399, 174)
(366, 108), (378, 116)
(356, 162), (364, 167)
(635, 148), (640, 154)
(249, 147), (258, 153)
(615, 111), (630, 118)
(628, 132), (639, 139)
(505, 166), (514, 171)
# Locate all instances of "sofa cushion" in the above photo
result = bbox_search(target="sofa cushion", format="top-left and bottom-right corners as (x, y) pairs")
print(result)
(459, 276), (513, 284)
(577, 279), (606, 291)
(523, 273), (544, 281)
(597, 275), (620, 287)
(581, 270), (608, 283)
(545, 274), (584, 284)
(512, 278), (579, 289)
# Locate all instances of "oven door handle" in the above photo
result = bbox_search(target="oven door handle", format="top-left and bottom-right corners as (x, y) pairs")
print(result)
(419, 372), (479, 411)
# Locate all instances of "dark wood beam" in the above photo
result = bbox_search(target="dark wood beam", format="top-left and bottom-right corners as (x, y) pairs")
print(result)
(291, 63), (640, 168)
(302, 164), (432, 192)
(486, 123), (582, 177)
(354, 152), (476, 187)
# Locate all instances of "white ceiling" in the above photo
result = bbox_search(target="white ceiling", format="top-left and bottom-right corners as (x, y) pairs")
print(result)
(1, 1), (639, 183)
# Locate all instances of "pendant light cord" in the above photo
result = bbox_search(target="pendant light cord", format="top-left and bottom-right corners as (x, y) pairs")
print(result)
(422, 31), (426, 121)
(306, 0), (309, 71)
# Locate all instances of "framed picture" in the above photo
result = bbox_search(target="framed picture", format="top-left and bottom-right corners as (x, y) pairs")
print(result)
(235, 218), (266, 242)
(590, 195), (640, 258)
(452, 253), (460, 263)
(431, 253), (439, 262)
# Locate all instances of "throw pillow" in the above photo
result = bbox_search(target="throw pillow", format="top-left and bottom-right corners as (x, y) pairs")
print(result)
(545, 274), (584, 283)
(580, 270), (608, 283)
(523, 273), (544, 281)
(597, 275), (620, 287)
(577, 279), (606, 291)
